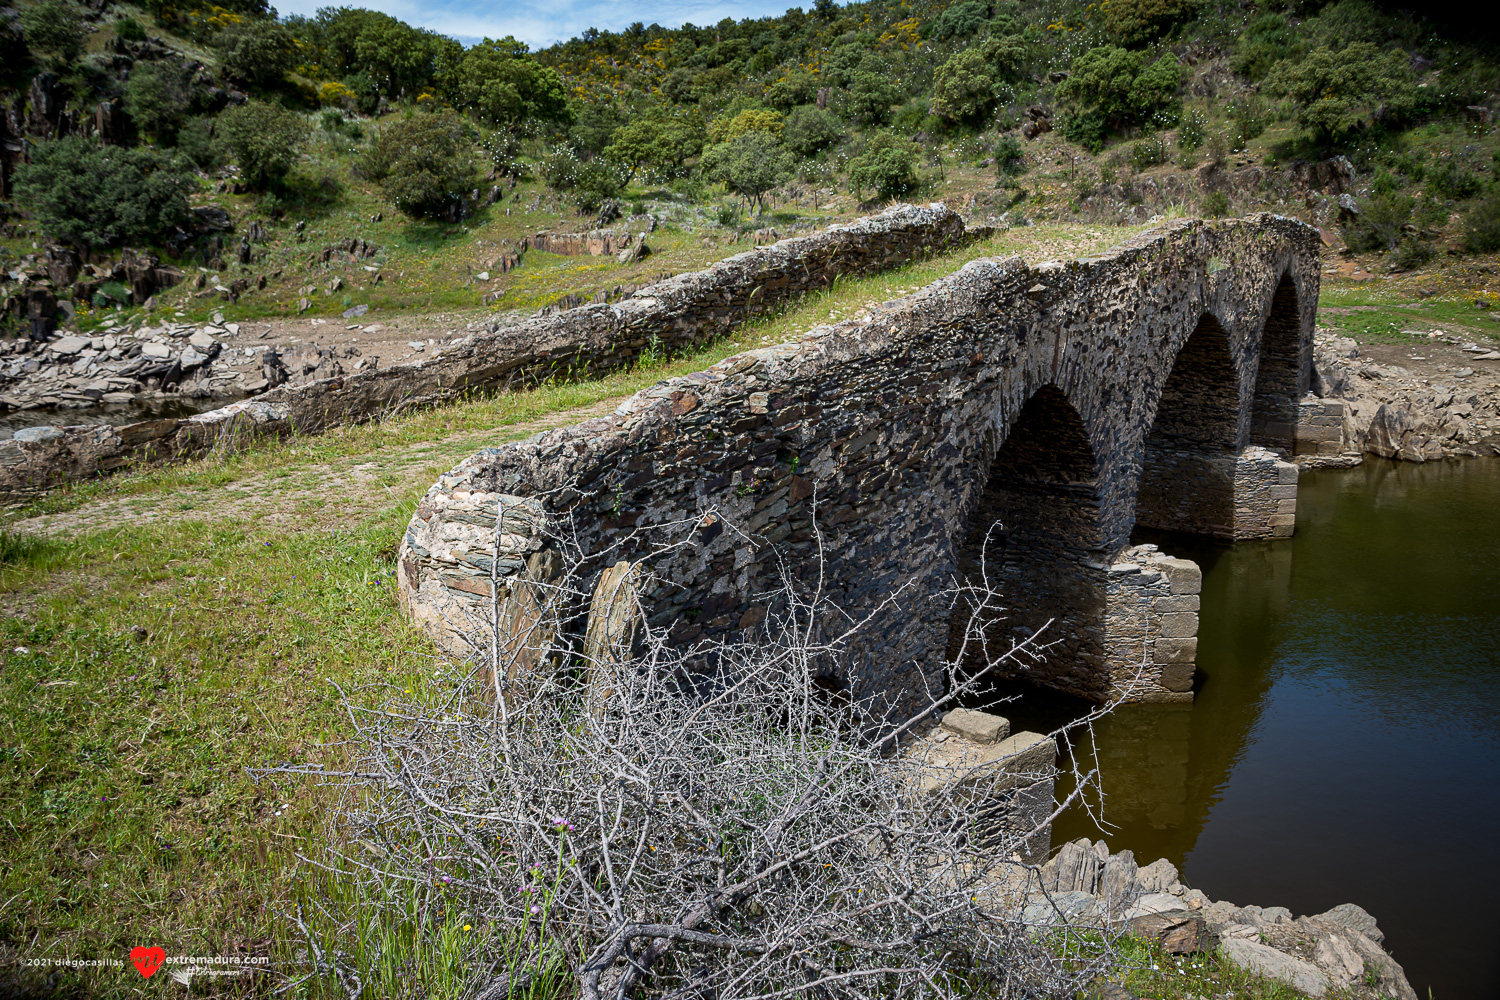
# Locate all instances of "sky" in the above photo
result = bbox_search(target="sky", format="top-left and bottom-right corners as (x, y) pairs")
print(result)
(270, 0), (801, 49)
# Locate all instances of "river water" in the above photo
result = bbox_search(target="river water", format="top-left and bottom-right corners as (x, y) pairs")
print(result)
(998, 458), (1500, 999)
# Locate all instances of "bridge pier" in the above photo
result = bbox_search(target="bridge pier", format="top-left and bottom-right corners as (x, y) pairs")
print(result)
(1102, 546), (1202, 703)
(1232, 446), (1299, 539)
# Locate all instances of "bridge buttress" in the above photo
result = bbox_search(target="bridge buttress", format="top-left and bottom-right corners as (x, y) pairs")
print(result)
(1101, 545), (1202, 703)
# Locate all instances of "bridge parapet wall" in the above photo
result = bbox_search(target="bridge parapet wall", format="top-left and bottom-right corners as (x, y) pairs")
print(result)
(400, 214), (1321, 708)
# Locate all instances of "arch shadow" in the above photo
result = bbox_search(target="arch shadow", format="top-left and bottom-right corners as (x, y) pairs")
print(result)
(1135, 313), (1241, 538)
(1250, 273), (1303, 451)
(946, 385), (1110, 700)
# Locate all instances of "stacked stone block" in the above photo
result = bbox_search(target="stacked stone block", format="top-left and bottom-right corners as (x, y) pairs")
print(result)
(1294, 395), (1347, 457)
(1232, 446), (1298, 539)
(1102, 545), (1202, 702)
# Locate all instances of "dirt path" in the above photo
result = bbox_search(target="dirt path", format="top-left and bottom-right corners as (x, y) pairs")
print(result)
(11, 398), (621, 539)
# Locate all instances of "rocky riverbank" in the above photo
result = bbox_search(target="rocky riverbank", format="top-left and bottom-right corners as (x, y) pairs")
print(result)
(1306, 329), (1500, 463)
(1029, 838), (1416, 999)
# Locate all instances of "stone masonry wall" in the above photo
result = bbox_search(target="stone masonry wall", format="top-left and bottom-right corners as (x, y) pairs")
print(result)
(1233, 446), (1299, 539)
(0, 204), (972, 495)
(1103, 545), (1202, 702)
(400, 215), (1321, 709)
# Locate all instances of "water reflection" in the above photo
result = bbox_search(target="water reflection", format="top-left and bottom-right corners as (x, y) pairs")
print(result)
(995, 458), (1500, 999)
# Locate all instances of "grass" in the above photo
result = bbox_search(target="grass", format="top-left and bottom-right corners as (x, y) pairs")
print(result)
(1317, 286), (1500, 343)
(1096, 935), (1354, 999)
(7, 229), (1110, 995)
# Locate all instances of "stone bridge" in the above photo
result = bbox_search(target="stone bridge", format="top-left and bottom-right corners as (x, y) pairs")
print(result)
(398, 214), (1320, 709)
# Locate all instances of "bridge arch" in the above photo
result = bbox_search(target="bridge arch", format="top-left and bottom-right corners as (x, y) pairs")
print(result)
(1250, 273), (1303, 451)
(947, 385), (1111, 699)
(1134, 313), (1242, 538)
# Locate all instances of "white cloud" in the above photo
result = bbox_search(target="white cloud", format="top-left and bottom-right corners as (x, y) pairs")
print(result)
(272, 0), (799, 48)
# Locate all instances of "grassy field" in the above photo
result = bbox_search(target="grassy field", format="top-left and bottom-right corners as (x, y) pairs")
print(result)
(0, 225), (1448, 998)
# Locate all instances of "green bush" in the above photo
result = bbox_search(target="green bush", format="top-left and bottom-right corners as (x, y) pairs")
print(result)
(1101, 0), (1197, 45)
(216, 100), (310, 189)
(1201, 191), (1230, 217)
(783, 105), (845, 157)
(13, 138), (193, 252)
(1429, 162), (1482, 201)
(1389, 235), (1437, 270)
(1342, 192), (1414, 252)
(846, 130), (920, 201)
(993, 135), (1025, 176)
(20, 0), (84, 64)
(845, 72), (898, 126)
(1230, 14), (1293, 81)
(361, 111), (476, 219)
(1056, 46), (1185, 142)
(1263, 42), (1420, 150)
(604, 115), (704, 183)
(1464, 194), (1500, 253)
(1057, 110), (1108, 154)
(924, 0), (990, 40)
(115, 15), (146, 41)
(931, 48), (997, 125)
(1130, 135), (1168, 171)
(175, 116), (222, 170)
(1178, 108), (1206, 151)
(124, 61), (195, 144)
(214, 18), (296, 86)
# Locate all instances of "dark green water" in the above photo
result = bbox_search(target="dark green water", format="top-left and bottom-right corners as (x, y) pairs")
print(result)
(1003, 458), (1500, 999)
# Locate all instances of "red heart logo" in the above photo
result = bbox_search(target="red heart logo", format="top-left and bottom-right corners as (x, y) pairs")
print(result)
(130, 946), (165, 979)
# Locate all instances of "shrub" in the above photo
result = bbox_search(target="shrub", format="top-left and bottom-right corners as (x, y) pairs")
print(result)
(1201, 190), (1230, 217)
(783, 105), (845, 157)
(1389, 236), (1436, 271)
(605, 115), (704, 184)
(1178, 107), (1206, 151)
(1464, 193), (1500, 253)
(924, 0), (990, 39)
(930, 48), (997, 125)
(764, 69), (818, 110)
(1231, 14), (1293, 81)
(20, 0), (84, 64)
(707, 108), (784, 145)
(1058, 109), (1108, 154)
(1263, 42), (1420, 150)
(1342, 192), (1414, 252)
(1102, 0), (1197, 45)
(362, 111), (475, 219)
(214, 18), (296, 86)
(1129, 135), (1168, 171)
(14, 138), (193, 252)
(846, 130), (920, 201)
(1428, 162), (1482, 201)
(1056, 47), (1185, 140)
(175, 116), (222, 169)
(846, 71), (899, 126)
(115, 15), (145, 41)
(216, 100), (310, 189)
(124, 61), (196, 144)
(993, 134), (1025, 176)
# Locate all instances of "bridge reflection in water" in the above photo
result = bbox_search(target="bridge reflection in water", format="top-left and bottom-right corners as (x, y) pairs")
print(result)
(986, 459), (1500, 1000)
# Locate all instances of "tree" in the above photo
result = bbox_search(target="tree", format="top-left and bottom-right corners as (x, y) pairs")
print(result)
(701, 131), (793, 215)
(764, 68), (817, 110)
(707, 107), (784, 144)
(317, 7), (447, 100)
(1056, 46), (1184, 137)
(846, 71), (898, 126)
(361, 110), (475, 219)
(1101, 0), (1198, 46)
(604, 115), (704, 183)
(930, 48), (997, 125)
(20, 0), (84, 65)
(451, 37), (570, 129)
(782, 105), (845, 156)
(214, 18), (297, 86)
(124, 61), (195, 143)
(1264, 42), (1419, 151)
(14, 138), (193, 252)
(846, 130), (920, 200)
(216, 100), (310, 189)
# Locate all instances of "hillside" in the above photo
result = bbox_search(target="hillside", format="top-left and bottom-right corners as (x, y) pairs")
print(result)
(0, 0), (1499, 362)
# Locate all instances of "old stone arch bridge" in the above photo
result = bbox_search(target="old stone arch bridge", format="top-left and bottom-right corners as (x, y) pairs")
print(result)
(398, 214), (1319, 708)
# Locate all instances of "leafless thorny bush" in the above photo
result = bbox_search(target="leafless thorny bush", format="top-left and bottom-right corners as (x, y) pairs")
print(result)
(259, 504), (1125, 1000)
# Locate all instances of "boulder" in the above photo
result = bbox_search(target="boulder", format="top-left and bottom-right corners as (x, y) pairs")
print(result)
(1128, 909), (1216, 954)
(50, 335), (87, 355)
(1308, 902), (1383, 944)
(1134, 857), (1178, 894)
(1220, 938), (1329, 996)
